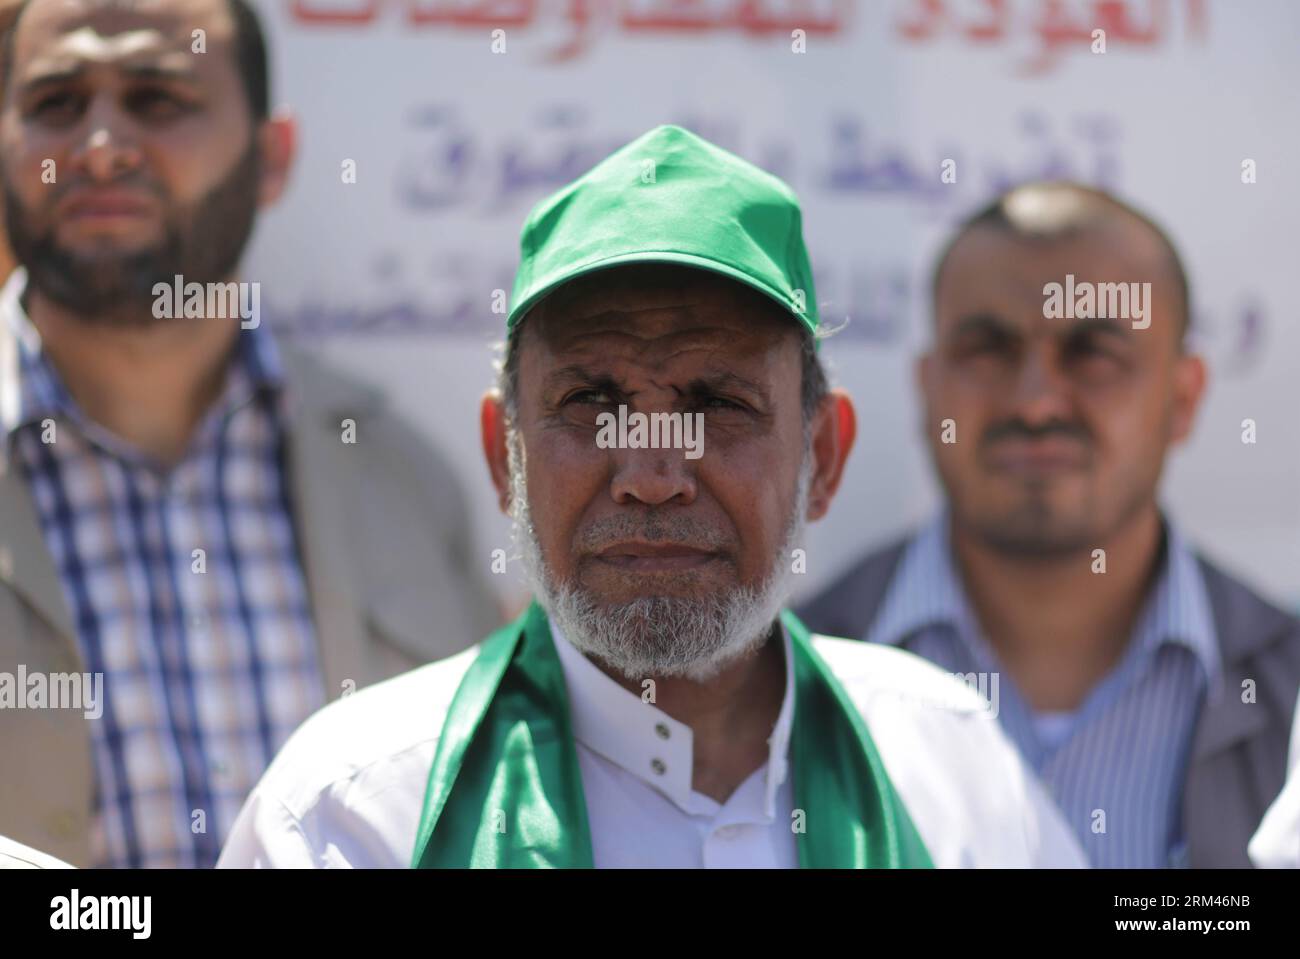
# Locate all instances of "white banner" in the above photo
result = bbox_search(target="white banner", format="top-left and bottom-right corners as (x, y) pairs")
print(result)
(247, 0), (1300, 610)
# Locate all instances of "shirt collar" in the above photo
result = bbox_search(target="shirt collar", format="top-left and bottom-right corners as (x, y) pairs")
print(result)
(1131, 522), (1221, 685)
(1, 267), (73, 438)
(550, 615), (795, 819)
(867, 512), (978, 649)
(868, 510), (1221, 686)
(1, 267), (287, 455)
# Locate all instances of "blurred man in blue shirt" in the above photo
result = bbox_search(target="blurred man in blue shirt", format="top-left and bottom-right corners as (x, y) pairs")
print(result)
(800, 182), (1300, 867)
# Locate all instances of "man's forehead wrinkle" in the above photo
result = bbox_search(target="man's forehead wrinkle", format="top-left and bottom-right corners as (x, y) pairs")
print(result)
(557, 296), (729, 333)
(524, 280), (799, 390)
(552, 274), (781, 322)
(546, 294), (790, 345)
(549, 317), (762, 354)
(548, 328), (781, 384)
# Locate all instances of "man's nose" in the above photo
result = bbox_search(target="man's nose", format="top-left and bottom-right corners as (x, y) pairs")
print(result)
(70, 97), (143, 181)
(609, 446), (698, 507)
(1009, 341), (1073, 425)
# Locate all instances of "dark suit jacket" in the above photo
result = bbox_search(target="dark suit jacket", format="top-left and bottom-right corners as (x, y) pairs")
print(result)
(797, 535), (1300, 868)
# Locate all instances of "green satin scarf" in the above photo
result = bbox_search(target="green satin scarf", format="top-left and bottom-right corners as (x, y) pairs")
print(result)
(411, 601), (932, 868)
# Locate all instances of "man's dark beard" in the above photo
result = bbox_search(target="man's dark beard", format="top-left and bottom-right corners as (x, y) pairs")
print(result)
(2, 142), (261, 325)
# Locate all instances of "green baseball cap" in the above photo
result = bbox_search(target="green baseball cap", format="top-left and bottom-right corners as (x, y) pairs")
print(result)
(506, 124), (819, 338)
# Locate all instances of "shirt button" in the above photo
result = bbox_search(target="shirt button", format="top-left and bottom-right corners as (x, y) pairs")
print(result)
(654, 723), (671, 740)
(650, 758), (667, 775)
(716, 825), (741, 840)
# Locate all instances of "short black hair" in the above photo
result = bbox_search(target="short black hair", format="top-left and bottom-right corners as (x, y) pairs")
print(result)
(2, 0), (269, 121)
(931, 181), (1192, 342)
(225, 0), (268, 121)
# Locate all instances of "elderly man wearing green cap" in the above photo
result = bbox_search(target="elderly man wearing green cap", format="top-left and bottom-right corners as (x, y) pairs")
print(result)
(218, 126), (1085, 868)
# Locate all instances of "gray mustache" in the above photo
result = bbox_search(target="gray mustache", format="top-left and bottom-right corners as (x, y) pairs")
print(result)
(577, 514), (733, 553)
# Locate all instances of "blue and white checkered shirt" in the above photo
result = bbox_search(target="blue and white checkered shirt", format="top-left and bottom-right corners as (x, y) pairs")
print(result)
(1, 270), (325, 868)
(866, 512), (1221, 868)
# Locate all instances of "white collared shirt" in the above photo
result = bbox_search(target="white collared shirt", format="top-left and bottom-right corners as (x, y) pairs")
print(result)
(550, 622), (797, 868)
(217, 614), (1088, 869)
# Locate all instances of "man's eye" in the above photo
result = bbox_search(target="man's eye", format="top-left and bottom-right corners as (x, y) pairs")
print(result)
(1066, 336), (1118, 361)
(565, 389), (614, 405)
(126, 88), (190, 119)
(959, 335), (1014, 357)
(30, 92), (83, 122)
(697, 395), (744, 411)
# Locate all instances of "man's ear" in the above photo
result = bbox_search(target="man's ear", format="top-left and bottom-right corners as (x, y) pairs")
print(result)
(255, 110), (297, 208)
(806, 389), (856, 522)
(481, 391), (513, 514)
(1170, 351), (1207, 446)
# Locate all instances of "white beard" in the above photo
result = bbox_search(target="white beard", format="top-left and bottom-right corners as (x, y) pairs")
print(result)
(507, 429), (812, 682)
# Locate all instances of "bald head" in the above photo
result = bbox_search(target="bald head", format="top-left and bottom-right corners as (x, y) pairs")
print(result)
(919, 180), (1208, 561)
(933, 182), (1191, 344)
